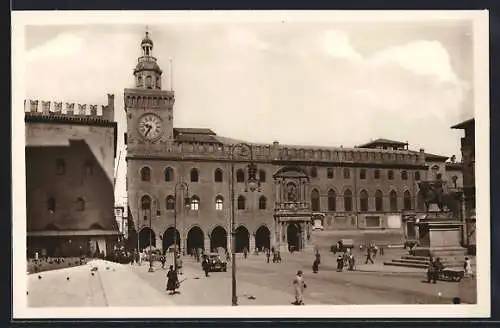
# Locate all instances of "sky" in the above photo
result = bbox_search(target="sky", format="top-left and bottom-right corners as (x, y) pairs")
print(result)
(24, 18), (475, 206)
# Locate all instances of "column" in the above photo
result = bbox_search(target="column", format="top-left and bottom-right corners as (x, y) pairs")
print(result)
(204, 234), (210, 252)
(249, 234), (255, 252)
(155, 234), (162, 250)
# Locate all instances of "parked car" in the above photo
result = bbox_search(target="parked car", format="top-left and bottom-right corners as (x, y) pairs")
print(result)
(330, 239), (354, 253)
(207, 253), (227, 272)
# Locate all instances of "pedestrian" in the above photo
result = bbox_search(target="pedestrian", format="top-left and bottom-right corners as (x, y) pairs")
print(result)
(243, 247), (248, 259)
(202, 256), (210, 277)
(365, 247), (374, 264)
(266, 250), (270, 263)
(336, 254), (344, 272)
(312, 258), (319, 273)
(176, 255), (183, 275)
(160, 255), (166, 269)
(372, 244), (378, 258)
(166, 265), (179, 295)
(348, 253), (355, 271)
(464, 257), (473, 277)
(315, 252), (321, 266)
(292, 270), (307, 305)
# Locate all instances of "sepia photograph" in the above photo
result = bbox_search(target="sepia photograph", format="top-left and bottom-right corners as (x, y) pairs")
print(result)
(12, 10), (490, 318)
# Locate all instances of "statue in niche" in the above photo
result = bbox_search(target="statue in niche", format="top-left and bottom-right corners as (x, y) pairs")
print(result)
(286, 182), (298, 202)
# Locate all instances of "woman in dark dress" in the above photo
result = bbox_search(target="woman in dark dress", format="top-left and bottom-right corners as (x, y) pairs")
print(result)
(166, 265), (179, 294)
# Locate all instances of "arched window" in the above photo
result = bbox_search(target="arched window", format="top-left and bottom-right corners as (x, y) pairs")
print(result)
(259, 196), (267, 210)
(375, 190), (383, 212)
(236, 169), (245, 183)
(76, 197), (85, 211)
(47, 197), (56, 212)
(431, 165), (440, 179)
(259, 170), (266, 183)
(452, 175), (458, 188)
(311, 189), (320, 211)
(166, 195), (175, 210)
(327, 189), (336, 211)
(343, 168), (350, 179)
(389, 190), (398, 211)
(404, 191), (412, 210)
(140, 167), (151, 182)
(415, 171), (421, 181)
(141, 195), (151, 210)
(237, 195), (246, 210)
(374, 169), (380, 179)
(344, 189), (353, 211)
(56, 159), (65, 175)
(190, 195), (200, 211)
(164, 167), (173, 182)
(401, 171), (408, 180)
(360, 169), (367, 180)
(214, 169), (223, 183)
(359, 190), (369, 212)
(190, 168), (199, 182)
(388, 170), (394, 180)
(215, 195), (224, 211)
(84, 161), (93, 176)
(310, 167), (318, 178)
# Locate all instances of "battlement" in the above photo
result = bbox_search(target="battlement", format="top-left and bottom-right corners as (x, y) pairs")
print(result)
(24, 94), (115, 122)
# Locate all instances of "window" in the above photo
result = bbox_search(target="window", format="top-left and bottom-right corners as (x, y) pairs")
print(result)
(140, 167), (151, 181)
(47, 197), (56, 213)
(164, 167), (173, 182)
(259, 196), (267, 210)
(327, 168), (334, 179)
(190, 196), (200, 211)
(166, 195), (175, 210)
(401, 171), (408, 180)
(76, 197), (85, 211)
(237, 195), (246, 210)
(388, 170), (394, 180)
(56, 159), (65, 175)
(365, 216), (380, 228)
(360, 169), (367, 180)
(343, 168), (350, 179)
(141, 195), (151, 210)
(389, 190), (398, 211)
(311, 189), (320, 211)
(374, 169), (380, 179)
(84, 161), (93, 176)
(214, 169), (223, 183)
(375, 190), (383, 212)
(190, 168), (199, 182)
(359, 190), (369, 212)
(310, 167), (318, 178)
(236, 169), (245, 183)
(415, 171), (421, 181)
(431, 165), (440, 179)
(403, 191), (412, 210)
(344, 189), (353, 211)
(215, 195), (224, 211)
(327, 189), (336, 211)
(259, 170), (266, 183)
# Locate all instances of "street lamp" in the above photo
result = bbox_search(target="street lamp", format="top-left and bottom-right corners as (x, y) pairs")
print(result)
(230, 143), (261, 306)
(173, 181), (191, 271)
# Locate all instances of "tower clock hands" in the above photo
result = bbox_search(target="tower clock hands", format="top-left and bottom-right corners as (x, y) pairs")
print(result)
(145, 124), (153, 137)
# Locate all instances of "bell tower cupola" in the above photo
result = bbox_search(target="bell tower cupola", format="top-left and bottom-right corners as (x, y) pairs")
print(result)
(133, 30), (163, 90)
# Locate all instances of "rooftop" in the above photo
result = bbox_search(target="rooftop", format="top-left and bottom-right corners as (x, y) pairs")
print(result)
(451, 118), (474, 129)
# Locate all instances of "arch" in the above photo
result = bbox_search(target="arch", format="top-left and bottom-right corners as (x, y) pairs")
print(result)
(186, 226), (204, 255)
(76, 197), (85, 211)
(287, 223), (302, 251)
(272, 166), (310, 179)
(343, 168), (350, 179)
(215, 195), (224, 211)
(259, 169), (266, 182)
(327, 189), (336, 211)
(214, 168), (223, 182)
(255, 225), (271, 251)
(138, 227), (156, 251)
(190, 195), (200, 211)
(359, 189), (369, 212)
(162, 227), (181, 251)
(47, 197), (56, 212)
(190, 168), (199, 182)
(401, 170), (408, 180)
(310, 167), (318, 178)
(141, 195), (152, 210)
(235, 226), (250, 253)
(375, 190), (384, 212)
(259, 196), (267, 210)
(210, 226), (227, 252)
(164, 167), (174, 182)
(165, 195), (175, 210)
(403, 190), (412, 210)
(236, 169), (245, 183)
(311, 189), (320, 211)
(344, 189), (353, 211)
(389, 190), (398, 211)
(140, 166), (151, 181)
(237, 195), (246, 210)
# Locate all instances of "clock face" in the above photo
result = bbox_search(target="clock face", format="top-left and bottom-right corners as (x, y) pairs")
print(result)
(137, 113), (164, 141)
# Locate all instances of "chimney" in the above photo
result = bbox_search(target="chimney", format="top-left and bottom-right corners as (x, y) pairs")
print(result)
(419, 148), (426, 165)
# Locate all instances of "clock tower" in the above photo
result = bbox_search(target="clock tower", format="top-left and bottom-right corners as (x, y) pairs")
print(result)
(124, 31), (175, 155)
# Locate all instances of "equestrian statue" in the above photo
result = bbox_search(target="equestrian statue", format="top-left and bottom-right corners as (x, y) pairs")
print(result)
(417, 173), (461, 217)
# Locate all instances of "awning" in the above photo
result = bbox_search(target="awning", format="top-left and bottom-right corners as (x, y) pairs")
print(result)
(27, 229), (121, 237)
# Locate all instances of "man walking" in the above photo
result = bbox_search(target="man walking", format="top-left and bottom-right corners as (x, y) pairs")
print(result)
(292, 270), (307, 305)
(365, 246), (374, 264)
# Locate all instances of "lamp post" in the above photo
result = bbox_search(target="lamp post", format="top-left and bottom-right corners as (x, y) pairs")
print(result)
(230, 143), (260, 306)
(148, 197), (160, 272)
(173, 181), (191, 271)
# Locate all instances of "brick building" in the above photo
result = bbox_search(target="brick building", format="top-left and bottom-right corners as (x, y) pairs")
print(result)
(25, 95), (120, 257)
(125, 32), (459, 253)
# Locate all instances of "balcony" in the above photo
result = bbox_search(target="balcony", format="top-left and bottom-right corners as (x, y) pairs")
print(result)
(274, 202), (311, 212)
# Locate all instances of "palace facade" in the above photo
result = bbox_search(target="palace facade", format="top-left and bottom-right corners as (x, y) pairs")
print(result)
(125, 32), (461, 253)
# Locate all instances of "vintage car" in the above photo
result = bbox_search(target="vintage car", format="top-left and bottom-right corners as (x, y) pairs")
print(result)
(207, 253), (227, 272)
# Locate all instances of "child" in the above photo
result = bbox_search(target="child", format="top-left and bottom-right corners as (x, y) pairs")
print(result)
(464, 257), (473, 277)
